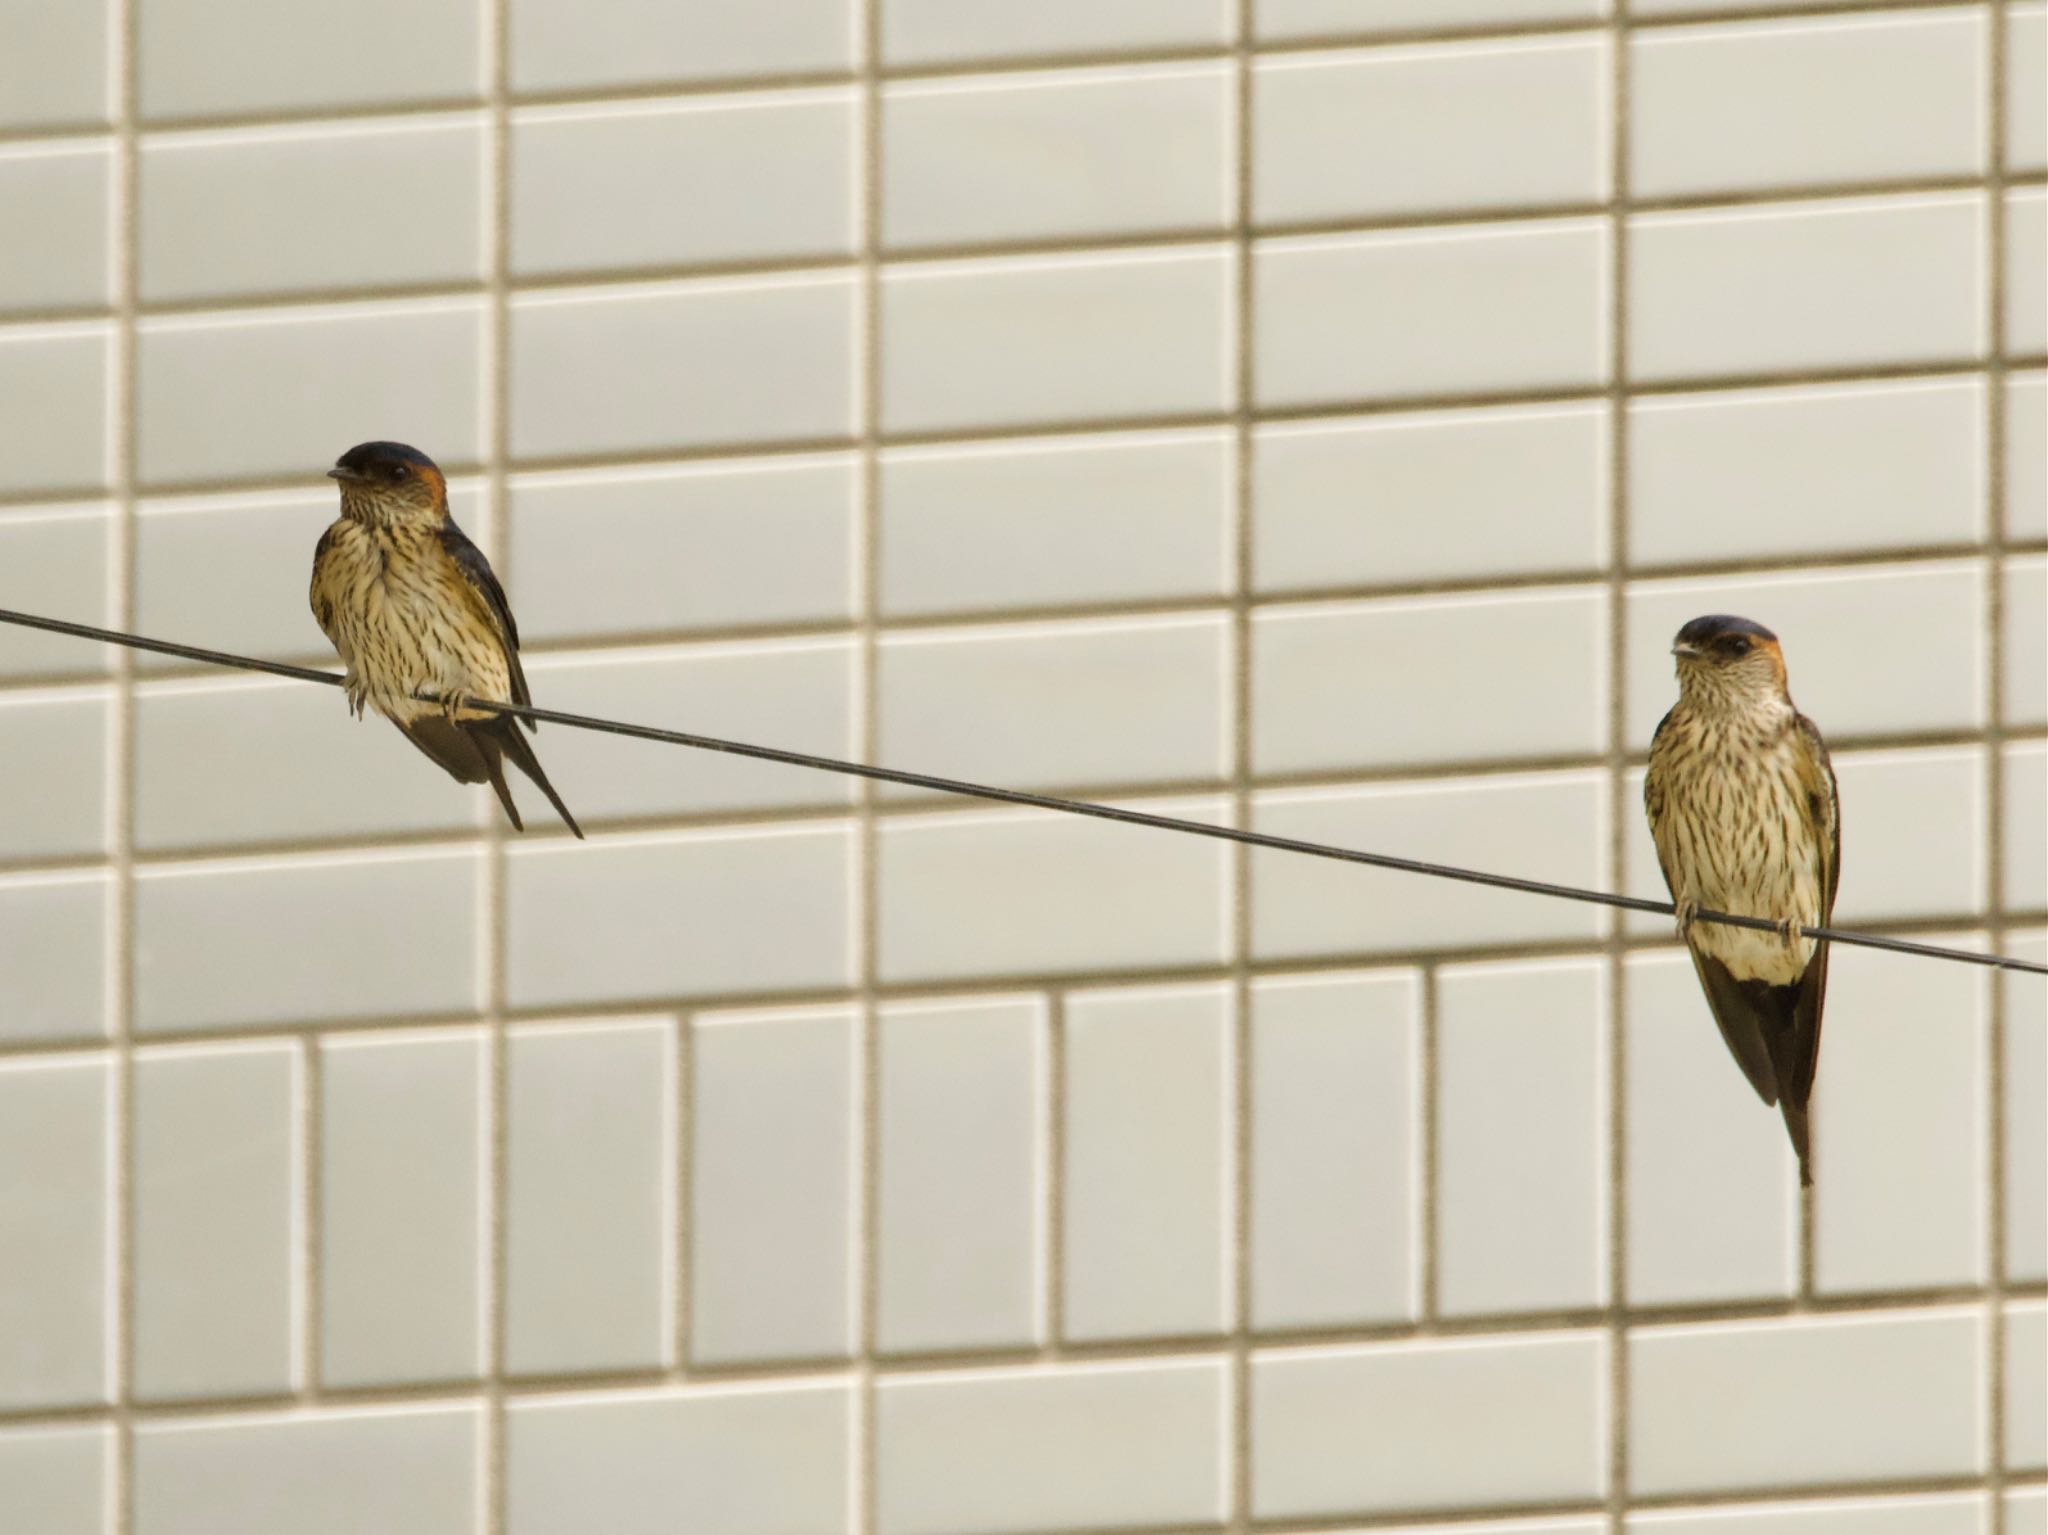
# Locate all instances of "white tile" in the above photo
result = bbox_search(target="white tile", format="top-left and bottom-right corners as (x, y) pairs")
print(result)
(878, 798), (1232, 982)
(506, 825), (854, 1009)
(2009, 931), (2048, 1284)
(510, 0), (854, 93)
(1631, 10), (1986, 198)
(881, 429), (1232, 617)
(134, 1405), (480, 1535)
(1063, 984), (1230, 1342)
(1629, 378), (1987, 567)
(1258, 0), (1608, 39)
(0, 874), (111, 1044)
(878, 997), (1044, 1354)
(0, 142), (112, 311)
(139, 119), (484, 303)
(508, 1382), (853, 1535)
(1624, 562), (1985, 743)
(1254, 403), (1607, 591)
(1257, 220), (1608, 407)
(140, 0), (478, 119)
(136, 676), (484, 848)
(2011, 372), (2047, 542)
(136, 301), (484, 486)
(0, 691), (109, 860)
(2011, 188), (2047, 356)
(0, 1058), (111, 1410)
(1253, 771), (1608, 959)
(885, 64), (1230, 248)
(0, 1426), (109, 1535)
(1626, 950), (1799, 1305)
(1630, 1492), (1991, 1535)
(1250, 970), (1421, 1330)
(2010, 1301), (2048, 1471)
(2008, 555), (2046, 726)
(0, 324), (110, 496)
(1813, 943), (1987, 1293)
(2013, 5), (2047, 173)
(1255, 36), (1606, 224)
(691, 1006), (855, 1365)
(1629, 1310), (1985, 1495)
(1629, 195), (1985, 382)
(511, 91), (858, 277)
(135, 850), (481, 1032)
(0, 505), (112, 679)
(883, 0), (1231, 66)
(2013, 1488), (2048, 1535)
(525, 638), (857, 822)
(319, 1029), (484, 1389)
(133, 1042), (296, 1401)
(2008, 739), (2047, 912)
(876, 1359), (1228, 1535)
(878, 614), (1229, 794)
(509, 455), (857, 642)
(1437, 959), (1606, 1316)
(506, 1021), (674, 1376)
(883, 246), (1232, 434)
(1252, 1334), (1607, 1518)
(510, 274), (856, 461)
(1252, 586), (1607, 774)
(0, 0), (111, 129)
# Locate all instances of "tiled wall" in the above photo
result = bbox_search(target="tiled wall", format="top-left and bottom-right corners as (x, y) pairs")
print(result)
(0, 0), (2043, 1531)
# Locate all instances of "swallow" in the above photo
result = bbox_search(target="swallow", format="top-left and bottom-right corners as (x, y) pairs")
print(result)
(1643, 615), (1840, 1185)
(310, 441), (582, 837)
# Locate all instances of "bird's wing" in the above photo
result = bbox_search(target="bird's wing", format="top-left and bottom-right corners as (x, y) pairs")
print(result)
(438, 521), (536, 722)
(308, 522), (345, 648)
(1779, 712), (1841, 1113)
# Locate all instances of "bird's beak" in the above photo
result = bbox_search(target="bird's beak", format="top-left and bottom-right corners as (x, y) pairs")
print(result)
(1671, 642), (1701, 659)
(326, 466), (363, 484)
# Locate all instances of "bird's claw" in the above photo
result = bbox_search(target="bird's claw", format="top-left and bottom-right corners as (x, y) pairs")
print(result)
(342, 673), (369, 719)
(1673, 898), (1700, 942)
(438, 689), (470, 723)
(1775, 915), (1803, 947)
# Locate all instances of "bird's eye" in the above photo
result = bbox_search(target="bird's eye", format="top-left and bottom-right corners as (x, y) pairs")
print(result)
(1726, 637), (1752, 656)
(390, 464), (409, 479)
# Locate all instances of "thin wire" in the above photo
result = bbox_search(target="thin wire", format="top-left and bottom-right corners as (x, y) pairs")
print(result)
(3, 603), (2041, 978)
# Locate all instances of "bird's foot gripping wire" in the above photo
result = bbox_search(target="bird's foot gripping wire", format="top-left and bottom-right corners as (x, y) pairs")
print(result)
(342, 670), (370, 719)
(437, 688), (472, 724)
(1673, 897), (1700, 943)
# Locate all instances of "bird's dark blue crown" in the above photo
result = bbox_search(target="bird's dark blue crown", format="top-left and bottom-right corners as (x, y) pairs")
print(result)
(1675, 613), (1776, 649)
(334, 440), (439, 475)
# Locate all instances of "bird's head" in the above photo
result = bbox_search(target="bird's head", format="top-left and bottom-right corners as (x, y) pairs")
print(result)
(327, 441), (447, 528)
(1670, 614), (1788, 705)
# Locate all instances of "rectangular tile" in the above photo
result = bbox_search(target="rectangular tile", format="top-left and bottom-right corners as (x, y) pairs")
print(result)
(1254, 403), (1607, 591)
(133, 1042), (296, 1401)
(2014, 4), (2048, 173)
(135, 850), (481, 1032)
(140, 118), (485, 302)
(876, 1360), (1228, 1535)
(512, 90), (857, 277)
(880, 429), (1232, 617)
(0, 324), (110, 496)
(508, 1382), (853, 1535)
(0, 1057), (111, 1410)
(881, 246), (1232, 434)
(690, 1006), (856, 1365)
(0, 1425), (109, 1535)
(0, 873), (111, 1044)
(1258, 0), (1608, 38)
(1630, 1310), (1985, 1495)
(879, 614), (1229, 794)
(2008, 740), (2047, 912)
(878, 996), (1044, 1354)
(1064, 984), (1230, 1342)
(1437, 958), (1606, 1316)
(883, 0), (1231, 65)
(1250, 970), (1420, 1330)
(510, 0), (854, 93)
(1252, 586), (1606, 775)
(1257, 220), (1608, 407)
(2010, 372), (2048, 542)
(511, 274), (856, 462)
(1630, 1493), (1991, 1535)
(0, 142), (112, 311)
(2008, 555), (2046, 727)
(2011, 188), (2047, 355)
(1629, 378), (1986, 567)
(319, 1029), (484, 1388)
(0, 505), (112, 679)
(0, 691), (109, 861)
(0, 0), (111, 129)
(1252, 771), (1608, 959)
(887, 63), (1229, 248)
(134, 1405), (480, 1535)
(1629, 195), (1985, 382)
(1255, 35), (1606, 224)
(2009, 931), (2048, 1284)
(508, 455), (857, 643)
(1631, 10), (1986, 198)
(878, 798), (1232, 982)
(136, 301), (483, 486)
(1253, 1334), (1607, 1519)
(2010, 1300), (2047, 1472)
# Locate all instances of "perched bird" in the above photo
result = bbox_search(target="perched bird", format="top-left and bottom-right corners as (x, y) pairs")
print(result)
(310, 441), (582, 837)
(1644, 615), (1840, 1185)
